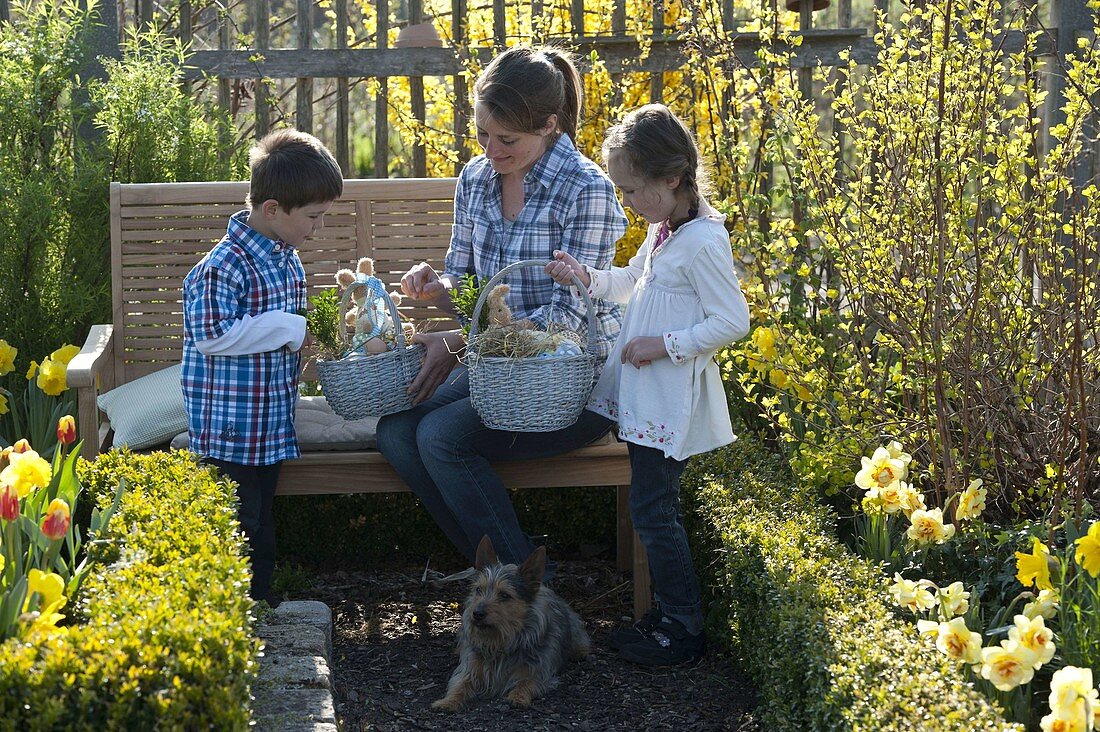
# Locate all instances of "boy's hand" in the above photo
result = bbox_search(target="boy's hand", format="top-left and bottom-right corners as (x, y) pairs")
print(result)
(621, 336), (668, 369)
(545, 250), (591, 288)
(401, 262), (447, 301)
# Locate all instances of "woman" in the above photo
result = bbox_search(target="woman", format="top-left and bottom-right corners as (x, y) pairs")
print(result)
(376, 46), (627, 574)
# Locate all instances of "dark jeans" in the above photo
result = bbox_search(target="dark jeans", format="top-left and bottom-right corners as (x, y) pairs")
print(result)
(376, 365), (613, 576)
(205, 457), (282, 602)
(628, 442), (703, 634)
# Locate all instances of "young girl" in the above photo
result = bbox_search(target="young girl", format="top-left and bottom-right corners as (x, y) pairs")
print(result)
(546, 104), (750, 666)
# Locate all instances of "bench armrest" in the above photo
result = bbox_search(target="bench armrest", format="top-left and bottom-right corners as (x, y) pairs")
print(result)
(68, 324), (115, 460)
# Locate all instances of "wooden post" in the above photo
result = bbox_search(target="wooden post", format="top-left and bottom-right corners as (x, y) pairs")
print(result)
(138, 0), (152, 31)
(218, 8), (232, 163)
(253, 0), (270, 139)
(493, 0), (506, 47)
(650, 0), (665, 103)
(409, 0), (427, 177)
(452, 0), (469, 175)
(375, 0), (390, 177)
(0, 1), (9, 23)
(296, 0), (313, 134)
(180, 1), (192, 96)
(76, 0), (120, 146)
(571, 0), (584, 37)
(336, 0), (350, 173)
(610, 0), (625, 112)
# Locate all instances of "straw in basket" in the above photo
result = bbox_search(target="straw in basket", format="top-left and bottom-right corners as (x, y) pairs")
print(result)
(317, 278), (425, 420)
(466, 259), (598, 432)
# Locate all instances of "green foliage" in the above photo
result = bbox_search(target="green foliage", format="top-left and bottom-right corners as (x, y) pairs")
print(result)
(305, 287), (344, 360)
(683, 438), (1018, 731)
(0, 450), (259, 730)
(449, 273), (488, 336)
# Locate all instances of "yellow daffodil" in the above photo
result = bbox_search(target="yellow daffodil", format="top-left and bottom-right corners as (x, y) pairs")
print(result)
(48, 344), (79, 366)
(1009, 614), (1056, 669)
(36, 358), (66, 396)
(1073, 522), (1100, 578)
(867, 481), (908, 514)
(0, 340), (15, 376)
(907, 508), (956, 545)
(889, 573), (936, 613)
(936, 617), (982, 664)
(1023, 589), (1060, 620)
(1047, 666), (1099, 730)
(980, 640), (1038, 691)
(0, 391), (7, 416)
(885, 441), (913, 466)
(25, 360), (37, 380)
(1017, 537), (1056, 591)
(937, 581), (970, 618)
(24, 569), (65, 614)
(0, 449), (52, 498)
(1039, 711), (1089, 732)
(855, 447), (910, 491)
(956, 478), (987, 522)
(916, 619), (940, 639)
(900, 484), (926, 517)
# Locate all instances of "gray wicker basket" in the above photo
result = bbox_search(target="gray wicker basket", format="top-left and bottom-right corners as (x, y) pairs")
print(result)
(317, 280), (425, 419)
(466, 259), (597, 432)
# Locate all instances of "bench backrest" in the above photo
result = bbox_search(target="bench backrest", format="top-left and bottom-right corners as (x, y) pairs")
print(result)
(110, 178), (458, 385)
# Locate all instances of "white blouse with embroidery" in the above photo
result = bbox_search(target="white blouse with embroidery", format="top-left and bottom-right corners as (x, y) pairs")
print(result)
(583, 204), (750, 461)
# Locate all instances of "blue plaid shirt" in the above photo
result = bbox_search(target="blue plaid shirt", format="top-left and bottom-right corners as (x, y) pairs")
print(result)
(444, 134), (627, 360)
(181, 211), (307, 465)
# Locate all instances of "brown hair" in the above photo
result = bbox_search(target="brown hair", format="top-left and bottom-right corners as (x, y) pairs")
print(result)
(473, 45), (584, 141)
(602, 104), (710, 209)
(248, 129), (343, 211)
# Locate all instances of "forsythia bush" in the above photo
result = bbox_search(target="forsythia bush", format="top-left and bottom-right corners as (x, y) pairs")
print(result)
(0, 450), (259, 730)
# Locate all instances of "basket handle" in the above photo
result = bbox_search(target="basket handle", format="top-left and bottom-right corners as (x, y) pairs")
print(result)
(337, 277), (410, 350)
(468, 259), (597, 354)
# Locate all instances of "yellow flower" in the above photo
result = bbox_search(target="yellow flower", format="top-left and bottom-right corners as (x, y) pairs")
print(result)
(24, 568), (65, 614)
(25, 360), (37, 380)
(855, 447), (909, 491)
(916, 619), (940, 639)
(769, 368), (790, 389)
(1009, 614), (1056, 669)
(907, 508), (956, 545)
(885, 441), (913, 467)
(937, 581), (970, 617)
(1023, 589), (1060, 620)
(936, 617), (982, 664)
(1073, 522), (1100, 578)
(980, 640), (1037, 691)
(48, 344), (79, 366)
(0, 554), (4, 574)
(1047, 666), (1099, 730)
(0, 391), (7, 416)
(868, 481), (908, 514)
(956, 478), (987, 522)
(0, 340), (15, 376)
(752, 326), (777, 360)
(1017, 537), (1055, 591)
(0, 449), (52, 498)
(1039, 711), (1089, 732)
(36, 358), (66, 396)
(889, 572), (936, 613)
(899, 484), (926, 517)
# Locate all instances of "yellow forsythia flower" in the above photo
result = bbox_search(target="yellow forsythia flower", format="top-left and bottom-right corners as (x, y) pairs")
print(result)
(48, 344), (79, 366)
(980, 640), (1037, 691)
(956, 478), (988, 522)
(936, 617), (983, 664)
(1073, 522), (1100, 578)
(751, 326), (777, 360)
(855, 447), (909, 491)
(24, 568), (65, 613)
(1017, 537), (1056, 591)
(907, 508), (956, 545)
(1023, 589), (1060, 620)
(1045, 666), (1098, 731)
(1009, 614), (1056, 669)
(36, 358), (66, 396)
(0, 340), (15, 376)
(0, 449), (52, 498)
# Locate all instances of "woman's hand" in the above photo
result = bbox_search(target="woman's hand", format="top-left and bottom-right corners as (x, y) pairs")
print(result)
(407, 329), (465, 404)
(401, 262), (448, 301)
(621, 336), (668, 369)
(545, 250), (591, 289)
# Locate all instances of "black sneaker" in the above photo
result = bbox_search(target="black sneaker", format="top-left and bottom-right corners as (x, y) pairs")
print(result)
(617, 615), (706, 666)
(607, 608), (664, 651)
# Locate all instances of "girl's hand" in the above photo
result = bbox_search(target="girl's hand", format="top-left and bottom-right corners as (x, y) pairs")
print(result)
(401, 262), (447, 301)
(621, 336), (668, 369)
(545, 250), (591, 289)
(406, 330), (464, 404)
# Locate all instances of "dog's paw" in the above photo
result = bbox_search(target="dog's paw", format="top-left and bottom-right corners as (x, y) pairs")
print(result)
(432, 697), (463, 712)
(505, 689), (534, 708)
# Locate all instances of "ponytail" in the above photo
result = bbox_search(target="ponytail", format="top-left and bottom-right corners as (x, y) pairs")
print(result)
(542, 48), (583, 140)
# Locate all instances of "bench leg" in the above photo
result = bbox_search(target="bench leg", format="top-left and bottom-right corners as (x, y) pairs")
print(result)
(632, 529), (651, 621)
(616, 484), (652, 621)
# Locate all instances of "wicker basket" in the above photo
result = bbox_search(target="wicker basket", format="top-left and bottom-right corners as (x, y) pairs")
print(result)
(317, 280), (425, 419)
(466, 259), (598, 432)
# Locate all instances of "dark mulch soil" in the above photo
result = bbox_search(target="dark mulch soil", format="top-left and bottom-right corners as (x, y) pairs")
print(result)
(293, 558), (759, 732)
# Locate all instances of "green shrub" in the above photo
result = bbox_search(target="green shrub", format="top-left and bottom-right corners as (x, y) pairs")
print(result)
(0, 450), (259, 731)
(684, 438), (1020, 732)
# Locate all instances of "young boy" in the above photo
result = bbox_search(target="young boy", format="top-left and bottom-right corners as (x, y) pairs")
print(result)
(182, 129), (343, 605)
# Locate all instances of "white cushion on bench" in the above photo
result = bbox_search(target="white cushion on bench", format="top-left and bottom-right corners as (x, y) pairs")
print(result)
(169, 396), (378, 452)
(97, 364), (188, 450)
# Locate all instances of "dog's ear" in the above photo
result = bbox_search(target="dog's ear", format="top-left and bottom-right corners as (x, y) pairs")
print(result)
(474, 535), (497, 570)
(519, 545), (547, 586)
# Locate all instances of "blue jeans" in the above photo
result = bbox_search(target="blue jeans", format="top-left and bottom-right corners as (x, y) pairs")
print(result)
(376, 365), (613, 577)
(628, 442), (703, 635)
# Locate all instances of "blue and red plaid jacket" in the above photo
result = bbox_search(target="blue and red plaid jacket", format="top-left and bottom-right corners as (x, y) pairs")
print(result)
(182, 211), (306, 465)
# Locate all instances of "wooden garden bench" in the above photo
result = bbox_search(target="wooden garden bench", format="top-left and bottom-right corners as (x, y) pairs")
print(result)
(67, 178), (650, 617)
